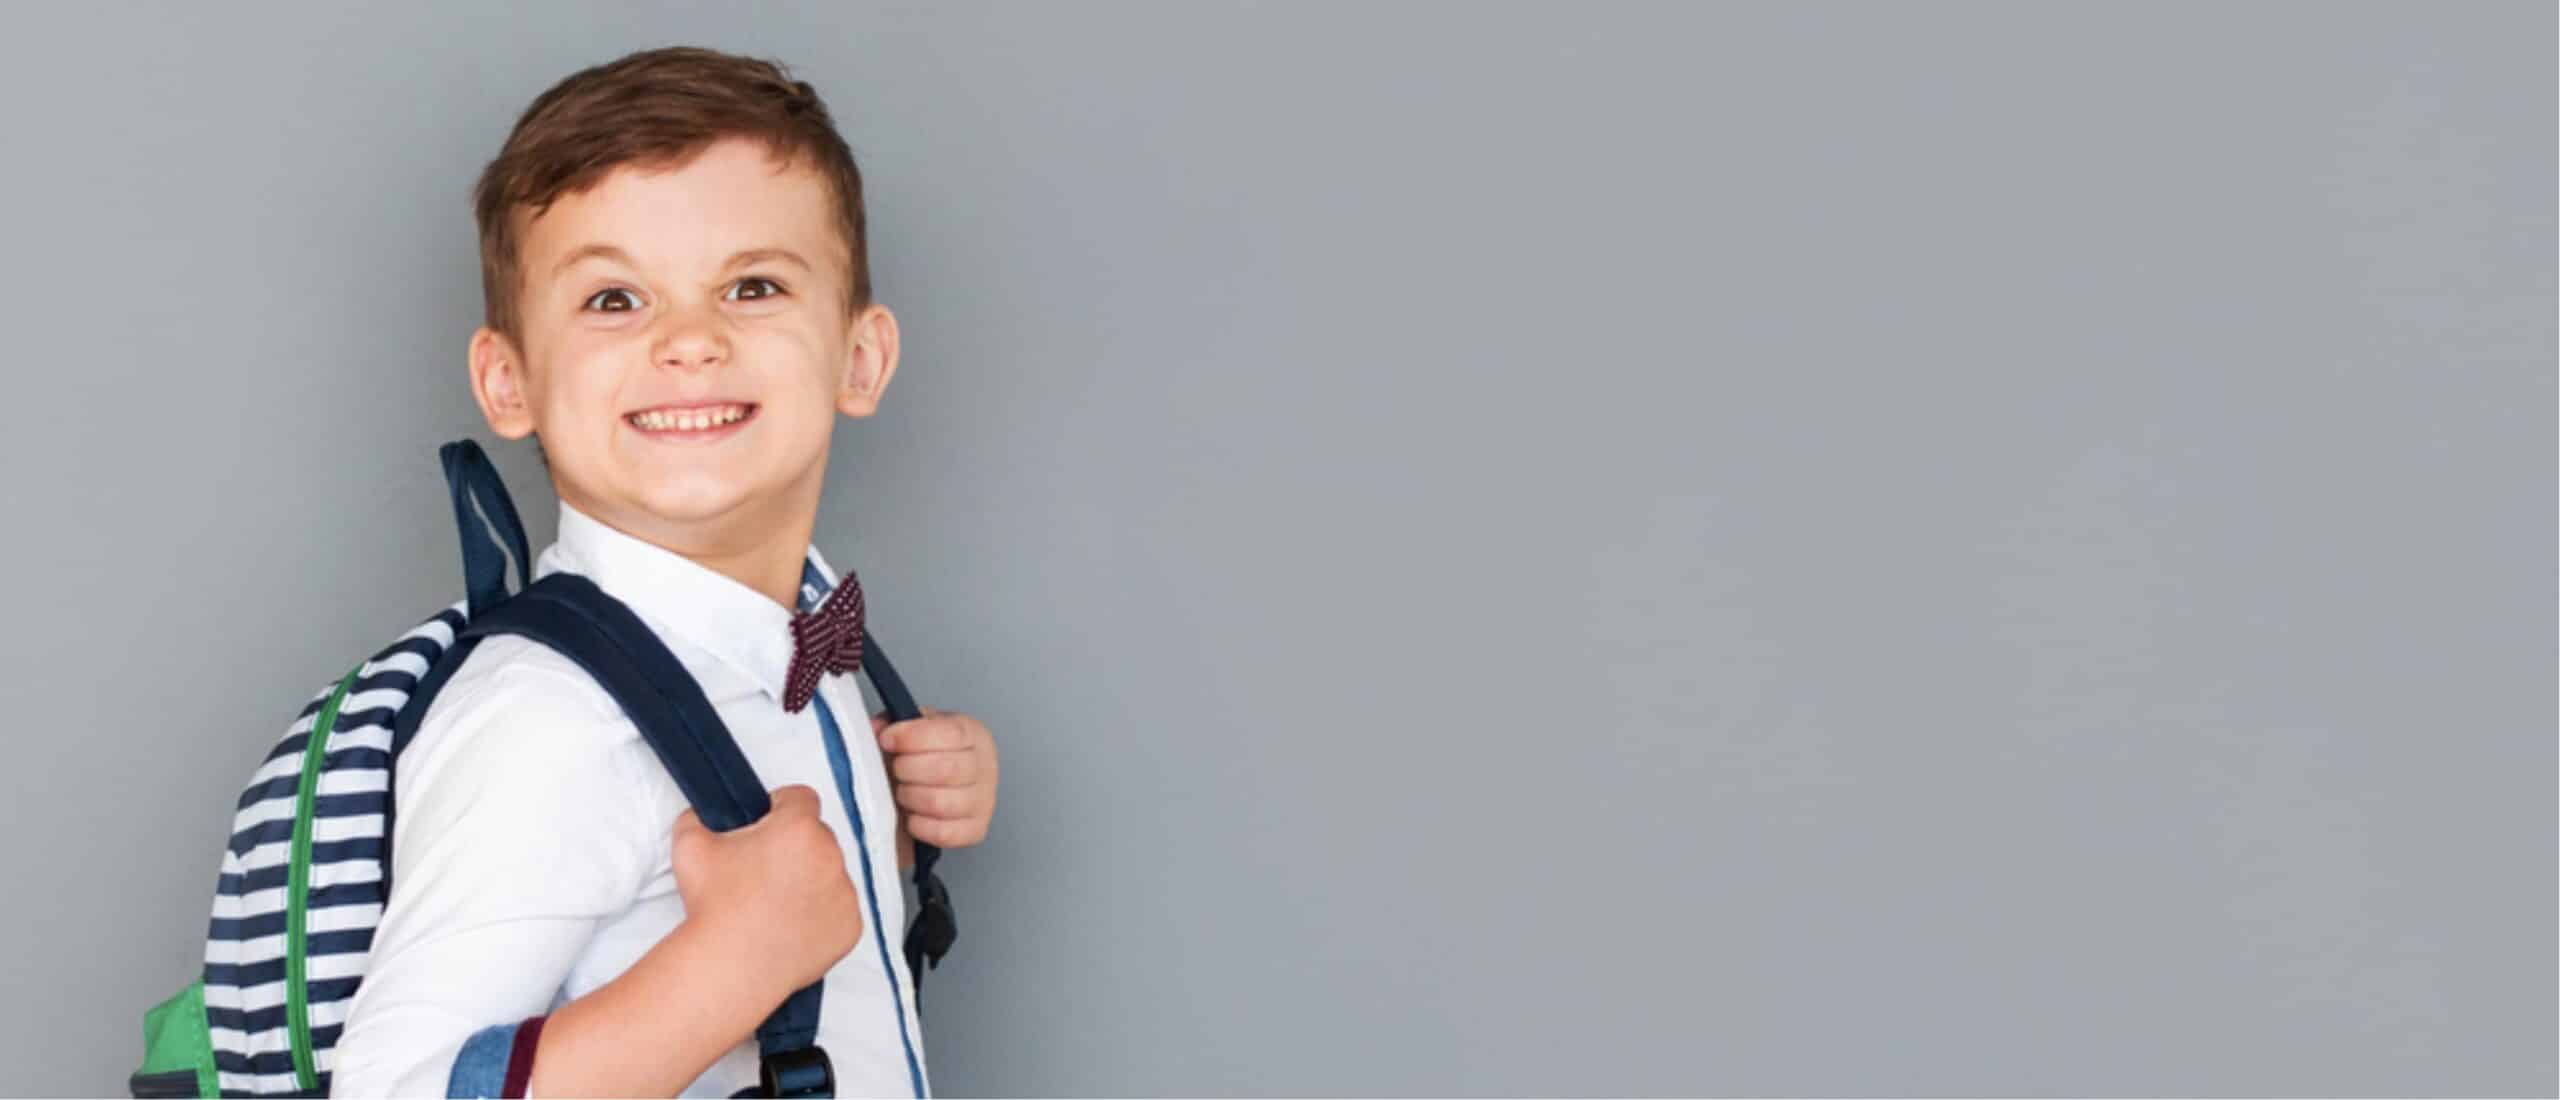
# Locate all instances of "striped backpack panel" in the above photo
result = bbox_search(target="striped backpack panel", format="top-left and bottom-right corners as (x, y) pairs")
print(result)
(197, 603), (465, 1096)
(131, 440), (526, 1100)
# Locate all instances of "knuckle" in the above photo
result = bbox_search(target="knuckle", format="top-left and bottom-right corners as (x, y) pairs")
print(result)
(792, 816), (839, 853)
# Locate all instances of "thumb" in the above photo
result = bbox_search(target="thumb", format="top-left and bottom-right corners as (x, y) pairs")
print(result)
(672, 808), (705, 839)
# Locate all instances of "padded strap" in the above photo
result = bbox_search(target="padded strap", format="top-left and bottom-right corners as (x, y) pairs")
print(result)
(458, 575), (828, 1096)
(465, 577), (769, 825)
(438, 440), (532, 616)
(860, 631), (958, 1003)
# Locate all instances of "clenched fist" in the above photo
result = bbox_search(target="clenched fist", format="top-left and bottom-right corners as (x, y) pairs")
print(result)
(874, 707), (1000, 857)
(670, 784), (863, 999)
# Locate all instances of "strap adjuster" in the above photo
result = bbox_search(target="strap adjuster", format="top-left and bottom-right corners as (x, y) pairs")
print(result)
(759, 1045), (834, 1099)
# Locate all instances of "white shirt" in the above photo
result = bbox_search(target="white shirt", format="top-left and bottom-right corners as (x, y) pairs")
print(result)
(332, 504), (929, 1097)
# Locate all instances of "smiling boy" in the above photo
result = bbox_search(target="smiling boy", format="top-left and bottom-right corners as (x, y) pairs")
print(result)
(329, 47), (997, 1098)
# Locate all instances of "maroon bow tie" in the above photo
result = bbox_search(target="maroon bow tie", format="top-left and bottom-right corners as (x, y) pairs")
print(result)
(783, 572), (865, 713)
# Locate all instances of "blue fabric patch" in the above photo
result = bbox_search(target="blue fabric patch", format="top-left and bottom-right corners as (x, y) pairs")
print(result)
(814, 693), (928, 1098)
(804, 555), (928, 1095)
(798, 559), (831, 612)
(446, 1022), (518, 1098)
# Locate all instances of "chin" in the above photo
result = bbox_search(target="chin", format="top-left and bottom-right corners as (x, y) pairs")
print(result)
(633, 478), (761, 526)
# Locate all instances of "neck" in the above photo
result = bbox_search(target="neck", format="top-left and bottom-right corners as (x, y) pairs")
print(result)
(680, 526), (811, 610)
(558, 482), (823, 612)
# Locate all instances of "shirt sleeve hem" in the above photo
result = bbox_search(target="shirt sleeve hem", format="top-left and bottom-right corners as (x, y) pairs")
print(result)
(445, 1016), (546, 1099)
(502, 1015), (548, 1098)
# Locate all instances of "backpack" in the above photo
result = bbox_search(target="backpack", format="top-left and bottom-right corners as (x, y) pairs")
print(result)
(131, 439), (959, 1099)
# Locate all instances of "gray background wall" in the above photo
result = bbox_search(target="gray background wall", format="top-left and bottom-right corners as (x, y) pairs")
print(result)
(1, 2), (2549, 1095)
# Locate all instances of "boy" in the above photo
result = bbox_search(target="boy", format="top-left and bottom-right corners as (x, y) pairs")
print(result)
(330, 46), (999, 1098)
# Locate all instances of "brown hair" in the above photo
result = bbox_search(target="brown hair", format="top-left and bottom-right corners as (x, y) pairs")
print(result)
(471, 46), (870, 342)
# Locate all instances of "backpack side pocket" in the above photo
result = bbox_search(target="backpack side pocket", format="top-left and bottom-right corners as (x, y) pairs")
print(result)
(131, 980), (217, 1098)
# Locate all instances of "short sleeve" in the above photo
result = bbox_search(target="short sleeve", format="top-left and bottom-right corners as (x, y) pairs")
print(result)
(329, 642), (665, 1098)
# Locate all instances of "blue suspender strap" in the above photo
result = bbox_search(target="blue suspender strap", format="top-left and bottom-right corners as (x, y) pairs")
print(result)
(458, 574), (834, 1099)
(437, 440), (532, 617)
(812, 693), (928, 1098)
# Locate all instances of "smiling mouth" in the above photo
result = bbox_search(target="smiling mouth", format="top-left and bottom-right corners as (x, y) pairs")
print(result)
(626, 402), (758, 434)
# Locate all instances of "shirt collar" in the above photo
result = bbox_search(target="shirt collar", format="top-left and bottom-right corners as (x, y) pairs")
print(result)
(537, 502), (844, 706)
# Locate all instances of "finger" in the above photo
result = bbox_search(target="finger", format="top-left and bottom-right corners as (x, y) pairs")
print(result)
(889, 749), (978, 787)
(880, 716), (973, 754)
(870, 711), (889, 736)
(672, 808), (704, 836)
(894, 783), (976, 819)
(908, 814), (986, 848)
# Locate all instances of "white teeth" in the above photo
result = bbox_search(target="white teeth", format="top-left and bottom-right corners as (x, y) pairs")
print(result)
(631, 405), (747, 432)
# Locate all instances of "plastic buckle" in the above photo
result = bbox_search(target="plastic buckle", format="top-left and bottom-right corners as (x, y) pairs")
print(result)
(910, 872), (957, 966)
(759, 1045), (834, 1099)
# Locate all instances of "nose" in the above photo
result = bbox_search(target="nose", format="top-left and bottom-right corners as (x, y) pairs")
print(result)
(651, 302), (731, 372)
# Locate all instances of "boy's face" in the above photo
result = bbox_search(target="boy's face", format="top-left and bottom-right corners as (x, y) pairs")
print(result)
(468, 135), (896, 559)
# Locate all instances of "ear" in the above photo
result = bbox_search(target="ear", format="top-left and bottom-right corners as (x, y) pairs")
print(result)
(468, 326), (537, 439)
(837, 303), (901, 418)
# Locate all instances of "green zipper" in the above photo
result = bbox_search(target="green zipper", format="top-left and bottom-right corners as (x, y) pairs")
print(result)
(286, 668), (359, 1094)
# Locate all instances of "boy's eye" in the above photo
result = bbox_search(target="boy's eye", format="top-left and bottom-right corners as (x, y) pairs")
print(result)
(584, 288), (641, 312)
(728, 276), (786, 302)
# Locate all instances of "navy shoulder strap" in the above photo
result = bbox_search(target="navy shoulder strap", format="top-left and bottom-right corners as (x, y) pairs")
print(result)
(396, 438), (956, 1098)
(461, 575), (769, 825)
(459, 574), (835, 1097)
(439, 440), (531, 617)
(795, 563), (956, 1007)
(857, 629), (959, 999)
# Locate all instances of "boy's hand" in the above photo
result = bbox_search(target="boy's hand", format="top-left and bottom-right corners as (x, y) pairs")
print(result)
(874, 707), (999, 853)
(670, 784), (864, 1002)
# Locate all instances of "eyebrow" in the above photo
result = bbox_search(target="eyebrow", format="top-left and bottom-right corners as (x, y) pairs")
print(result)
(550, 244), (814, 280)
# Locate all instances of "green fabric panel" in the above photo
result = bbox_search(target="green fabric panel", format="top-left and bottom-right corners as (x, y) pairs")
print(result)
(136, 980), (217, 1097)
(287, 668), (359, 1094)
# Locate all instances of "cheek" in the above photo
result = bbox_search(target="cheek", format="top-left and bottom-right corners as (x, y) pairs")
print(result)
(554, 328), (632, 388)
(528, 347), (630, 433)
(753, 323), (839, 379)
(747, 328), (848, 409)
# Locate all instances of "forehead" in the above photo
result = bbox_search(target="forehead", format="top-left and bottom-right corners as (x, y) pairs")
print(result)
(517, 135), (841, 279)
